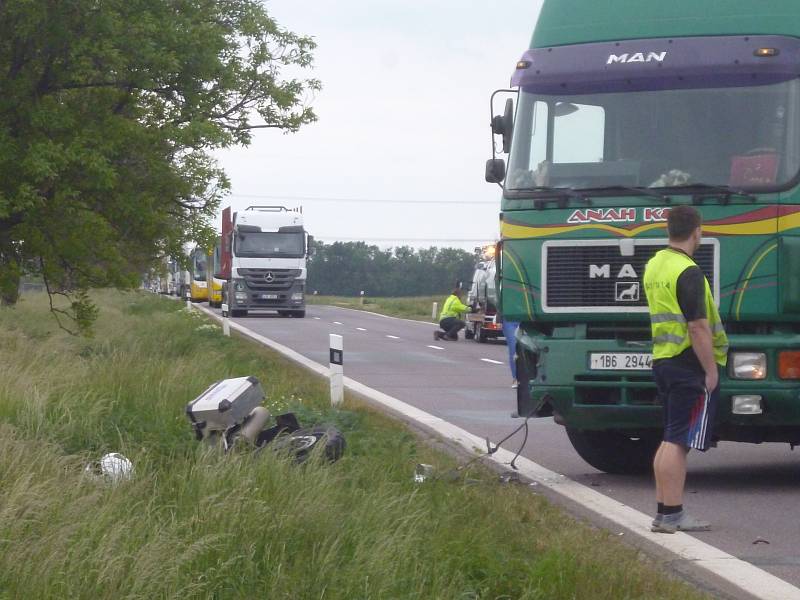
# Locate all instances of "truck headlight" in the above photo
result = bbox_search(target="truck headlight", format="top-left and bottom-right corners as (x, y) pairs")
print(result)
(291, 292), (304, 301)
(728, 352), (767, 380)
(235, 281), (246, 291)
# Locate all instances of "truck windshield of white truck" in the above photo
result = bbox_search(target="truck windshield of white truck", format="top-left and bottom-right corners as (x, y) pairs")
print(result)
(235, 232), (305, 258)
(506, 78), (800, 195)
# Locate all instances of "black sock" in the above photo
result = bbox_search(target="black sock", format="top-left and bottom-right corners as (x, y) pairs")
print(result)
(663, 504), (682, 516)
(657, 502), (664, 515)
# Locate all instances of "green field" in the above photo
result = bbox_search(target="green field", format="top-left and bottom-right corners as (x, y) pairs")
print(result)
(0, 291), (707, 599)
(308, 294), (441, 321)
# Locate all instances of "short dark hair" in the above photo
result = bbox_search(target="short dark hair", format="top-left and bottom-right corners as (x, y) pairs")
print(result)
(452, 287), (463, 296)
(667, 205), (702, 241)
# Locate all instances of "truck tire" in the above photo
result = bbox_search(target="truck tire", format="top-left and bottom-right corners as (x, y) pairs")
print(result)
(565, 427), (660, 475)
(277, 310), (291, 317)
(292, 310), (306, 318)
(231, 309), (247, 318)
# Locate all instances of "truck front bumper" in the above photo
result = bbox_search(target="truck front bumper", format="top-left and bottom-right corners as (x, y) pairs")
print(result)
(519, 332), (800, 443)
(231, 279), (304, 310)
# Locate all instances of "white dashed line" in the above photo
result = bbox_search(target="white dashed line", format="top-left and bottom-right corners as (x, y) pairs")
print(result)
(386, 335), (400, 339)
(480, 358), (504, 365)
(356, 327), (367, 331)
(313, 317), (321, 320)
(427, 345), (444, 350)
(333, 321), (343, 325)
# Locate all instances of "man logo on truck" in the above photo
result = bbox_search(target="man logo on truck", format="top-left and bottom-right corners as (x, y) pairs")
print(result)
(589, 264), (638, 279)
(607, 51), (667, 64)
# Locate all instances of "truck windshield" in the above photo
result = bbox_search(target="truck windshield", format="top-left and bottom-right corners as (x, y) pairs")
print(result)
(506, 79), (800, 195)
(235, 232), (305, 258)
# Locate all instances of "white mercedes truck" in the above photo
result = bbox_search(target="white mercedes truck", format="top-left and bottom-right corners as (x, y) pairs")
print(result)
(217, 205), (311, 318)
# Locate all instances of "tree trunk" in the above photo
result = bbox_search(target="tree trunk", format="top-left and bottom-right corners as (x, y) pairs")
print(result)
(0, 243), (21, 306)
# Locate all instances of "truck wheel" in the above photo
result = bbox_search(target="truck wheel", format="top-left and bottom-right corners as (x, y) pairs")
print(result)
(277, 310), (291, 317)
(231, 309), (247, 318)
(292, 310), (306, 318)
(565, 428), (660, 475)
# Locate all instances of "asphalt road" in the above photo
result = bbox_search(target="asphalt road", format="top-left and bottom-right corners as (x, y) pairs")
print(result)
(217, 303), (800, 588)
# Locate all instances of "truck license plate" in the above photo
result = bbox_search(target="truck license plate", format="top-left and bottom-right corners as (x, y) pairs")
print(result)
(589, 352), (652, 371)
(260, 293), (278, 300)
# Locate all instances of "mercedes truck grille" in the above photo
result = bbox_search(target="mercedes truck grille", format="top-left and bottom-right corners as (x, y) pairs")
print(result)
(238, 268), (301, 291)
(541, 240), (717, 313)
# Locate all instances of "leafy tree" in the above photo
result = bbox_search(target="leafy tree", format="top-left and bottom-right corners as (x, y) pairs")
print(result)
(307, 241), (479, 297)
(0, 0), (319, 332)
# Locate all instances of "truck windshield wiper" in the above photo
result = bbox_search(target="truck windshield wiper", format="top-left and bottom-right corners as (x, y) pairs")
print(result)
(663, 183), (757, 204)
(573, 185), (671, 202)
(508, 186), (590, 208)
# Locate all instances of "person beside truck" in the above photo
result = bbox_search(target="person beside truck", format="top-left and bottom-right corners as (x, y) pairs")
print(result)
(434, 288), (471, 341)
(644, 206), (729, 533)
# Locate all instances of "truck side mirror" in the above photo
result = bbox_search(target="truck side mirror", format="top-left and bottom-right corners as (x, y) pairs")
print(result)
(491, 98), (515, 153)
(485, 159), (506, 183)
(306, 235), (315, 256)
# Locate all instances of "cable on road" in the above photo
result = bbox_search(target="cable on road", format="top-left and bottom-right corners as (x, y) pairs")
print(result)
(441, 415), (532, 479)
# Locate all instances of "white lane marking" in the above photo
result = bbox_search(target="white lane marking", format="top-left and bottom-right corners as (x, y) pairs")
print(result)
(317, 304), (437, 326)
(313, 317), (321, 320)
(333, 321), (343, 325)
(385, 335), (400, 339)
(427, 345), (444, 350)
(356, 327), (367, 331)
(195, 303), (800, 600)
(481, 358), (504, 365)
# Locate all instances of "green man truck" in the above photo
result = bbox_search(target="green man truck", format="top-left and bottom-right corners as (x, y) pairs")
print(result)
(488, 0), (800, 473)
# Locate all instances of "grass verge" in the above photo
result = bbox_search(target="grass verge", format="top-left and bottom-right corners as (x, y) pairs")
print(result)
(0, 290), (708, 599)
(308, 294), (440, 321)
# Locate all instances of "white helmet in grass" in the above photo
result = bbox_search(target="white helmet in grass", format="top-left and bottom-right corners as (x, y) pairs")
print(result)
(84, 452), (134, 483)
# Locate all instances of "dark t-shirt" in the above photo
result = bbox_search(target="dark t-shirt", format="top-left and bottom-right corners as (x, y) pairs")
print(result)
(656, 250), (707, 372)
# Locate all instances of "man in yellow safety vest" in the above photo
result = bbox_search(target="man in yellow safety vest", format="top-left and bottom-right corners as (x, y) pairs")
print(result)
(434, 287), (470, 341)
(643, 205), (729, 534)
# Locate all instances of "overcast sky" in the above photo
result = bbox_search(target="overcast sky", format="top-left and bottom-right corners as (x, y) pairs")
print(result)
(214, 1), (543, 249)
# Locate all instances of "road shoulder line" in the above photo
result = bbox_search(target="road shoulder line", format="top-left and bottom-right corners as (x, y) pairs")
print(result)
(196, 304), (800, 600)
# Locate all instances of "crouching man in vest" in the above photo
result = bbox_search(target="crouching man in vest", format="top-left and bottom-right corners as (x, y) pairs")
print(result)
(643, 205), (729, 534)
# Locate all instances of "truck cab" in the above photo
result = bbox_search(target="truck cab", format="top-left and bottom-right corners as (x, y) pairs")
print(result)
(218, 206), (311, 318)
(188, 246), (208, 302)
(489, 0), (800, 474)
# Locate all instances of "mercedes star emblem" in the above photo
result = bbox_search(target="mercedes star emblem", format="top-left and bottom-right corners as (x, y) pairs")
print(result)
(264, 272), (275, 283)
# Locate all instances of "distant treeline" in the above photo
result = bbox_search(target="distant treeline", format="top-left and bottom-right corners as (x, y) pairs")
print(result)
(307, 241), (479, 297)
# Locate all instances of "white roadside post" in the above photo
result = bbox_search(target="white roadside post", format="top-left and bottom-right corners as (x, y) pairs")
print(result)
(221, 303), (230, 336)
(359, 290), (365, 306)
(432, 301), (438, 320)
(329, 334), (344, 407)
(185, 289), (191, 310)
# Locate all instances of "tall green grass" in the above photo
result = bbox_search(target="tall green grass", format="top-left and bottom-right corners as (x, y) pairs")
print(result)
(308, 295), (441, 321)
(0, 291), (707, 599)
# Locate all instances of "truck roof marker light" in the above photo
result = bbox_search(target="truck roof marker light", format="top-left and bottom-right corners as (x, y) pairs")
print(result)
(778, 351), (800, 379)
(755, 48), (779, 57)
(516, 60), (531, 70)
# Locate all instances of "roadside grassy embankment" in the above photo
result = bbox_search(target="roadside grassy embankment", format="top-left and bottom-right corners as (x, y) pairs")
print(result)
(308, 294), (440, 321)
(0, 290), (707, 599)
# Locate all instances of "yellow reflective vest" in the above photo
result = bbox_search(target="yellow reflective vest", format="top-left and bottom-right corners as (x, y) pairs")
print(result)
(439, 294), (468, 320)
(643, 248), (728, 366)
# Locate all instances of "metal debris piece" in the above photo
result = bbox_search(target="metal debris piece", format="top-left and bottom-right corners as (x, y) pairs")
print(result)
(752, 538), (770, 545)
(414, 463), (435, 483)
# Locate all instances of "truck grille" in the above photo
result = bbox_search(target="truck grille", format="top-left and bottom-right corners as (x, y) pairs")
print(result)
(238, 268), (301, 291)
(542, 240), (717, 313)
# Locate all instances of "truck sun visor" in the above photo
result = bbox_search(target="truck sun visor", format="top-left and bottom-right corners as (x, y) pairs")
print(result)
(512, 35), (800, 94)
